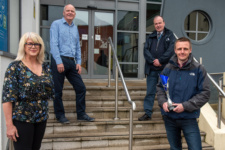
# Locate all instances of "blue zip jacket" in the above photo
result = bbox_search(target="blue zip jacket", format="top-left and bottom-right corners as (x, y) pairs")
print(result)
(156, 53), (210, 119)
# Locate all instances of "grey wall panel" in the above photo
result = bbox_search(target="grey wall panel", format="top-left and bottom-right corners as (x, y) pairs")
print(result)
(40, 0), (65, 6)
(66, 0), (115, 10)
(162, 0), (225, 73)
(117, 2), (139, 11)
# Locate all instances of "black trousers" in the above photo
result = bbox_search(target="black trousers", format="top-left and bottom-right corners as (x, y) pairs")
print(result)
(51, 56), (86, 119)
(13, 120), (47, 150)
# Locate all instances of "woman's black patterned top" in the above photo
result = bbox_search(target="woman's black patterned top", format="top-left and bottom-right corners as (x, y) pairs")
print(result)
(2, 61), (55, 123)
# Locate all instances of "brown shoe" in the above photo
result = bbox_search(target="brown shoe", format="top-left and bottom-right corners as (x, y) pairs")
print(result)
(138, 114), (151, 121)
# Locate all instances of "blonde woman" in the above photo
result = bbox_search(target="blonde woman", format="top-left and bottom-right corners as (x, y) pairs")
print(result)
(2, 32), (54, 150)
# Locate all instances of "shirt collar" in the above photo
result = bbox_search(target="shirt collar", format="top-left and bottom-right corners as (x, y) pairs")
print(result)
(158, 31), (163, 35)
(61, 17), (74, 26)
(177, 60), (188, 68)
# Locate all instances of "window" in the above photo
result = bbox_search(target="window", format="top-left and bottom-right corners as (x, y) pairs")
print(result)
(117, 11), (139, 31)
(117, 32), (138, 63)
(184, 11), (210, 41)
(117, 10), (139, 78)
(146, 0), (162, 33)
(40, 5), (63, 63)
(146, 4), (161, 32)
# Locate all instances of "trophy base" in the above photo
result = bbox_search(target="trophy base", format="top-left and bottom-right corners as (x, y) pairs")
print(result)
(168, 106), (176, 111)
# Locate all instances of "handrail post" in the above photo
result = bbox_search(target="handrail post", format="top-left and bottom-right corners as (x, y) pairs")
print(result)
(129, 108), (133, 150)
(218, 80), (223, 128)
(108, 37), (136, 149)
(6, 139), (14, 150)
(114, 65), (119, 120)
(107, 43), (112, 87)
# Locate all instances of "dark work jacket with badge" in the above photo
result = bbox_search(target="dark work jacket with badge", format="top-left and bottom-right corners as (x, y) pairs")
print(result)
(144, 27), (175, 75)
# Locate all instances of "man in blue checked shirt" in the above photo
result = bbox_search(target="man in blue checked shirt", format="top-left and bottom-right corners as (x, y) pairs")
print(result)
(50, 4), (94, 123)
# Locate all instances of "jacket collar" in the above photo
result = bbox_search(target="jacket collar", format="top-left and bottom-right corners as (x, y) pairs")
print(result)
(149, 27), (170, 38)
(169, 53), (193, 69)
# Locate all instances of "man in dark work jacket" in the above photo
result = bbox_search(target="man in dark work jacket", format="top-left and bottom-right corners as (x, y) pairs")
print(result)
(138, 15), (175, 121)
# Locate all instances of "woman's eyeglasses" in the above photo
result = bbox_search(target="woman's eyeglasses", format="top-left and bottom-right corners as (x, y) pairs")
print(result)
(25, 43), (41, 48)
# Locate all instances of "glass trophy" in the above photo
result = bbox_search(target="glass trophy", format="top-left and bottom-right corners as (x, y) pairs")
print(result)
(160, 75), (176, 111)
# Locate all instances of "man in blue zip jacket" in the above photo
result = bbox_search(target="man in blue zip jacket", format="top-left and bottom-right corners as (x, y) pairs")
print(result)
(157, 37), (210, 150)
(139, 15), (175, 121)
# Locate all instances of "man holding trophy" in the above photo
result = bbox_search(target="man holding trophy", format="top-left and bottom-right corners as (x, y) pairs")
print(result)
(157, 37), (210, 150)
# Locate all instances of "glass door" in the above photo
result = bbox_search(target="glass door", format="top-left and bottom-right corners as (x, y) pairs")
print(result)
(74, 10), (89, 78)
(92, 11), (114, 78)
(75, 10), (114, 78)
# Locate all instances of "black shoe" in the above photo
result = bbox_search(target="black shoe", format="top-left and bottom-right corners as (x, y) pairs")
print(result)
(138, 114), (151, 121)
(77, 114), (95, 122)
(57, 117), (70, 124)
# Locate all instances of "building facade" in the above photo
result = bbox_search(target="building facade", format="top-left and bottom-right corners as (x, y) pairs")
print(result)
(1, 0), (225, 149)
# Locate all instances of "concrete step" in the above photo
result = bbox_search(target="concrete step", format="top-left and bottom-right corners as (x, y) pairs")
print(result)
(65, 79), (147, 87)
(48, 95), (158, 109)
(48, 107), (162, 120)
(42, 79), (214, 150)
(62, 86), (147, 98)
(45, 118), (165, 135)
(72, 143), (214, 150)
(41, 131), (210, 150)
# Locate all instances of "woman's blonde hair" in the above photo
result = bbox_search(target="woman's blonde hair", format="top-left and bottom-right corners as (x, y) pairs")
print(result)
(15, 32), (45, 64)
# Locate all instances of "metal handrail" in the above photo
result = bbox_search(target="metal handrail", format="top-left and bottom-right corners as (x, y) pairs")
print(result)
(174, 33), (225, 128)
(107, 37), (136, 110)
(207, 69), (225, 129)
(107, 37), (136, 150)
(6, 139), (14, 150)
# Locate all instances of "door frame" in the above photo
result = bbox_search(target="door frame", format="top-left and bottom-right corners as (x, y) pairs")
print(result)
(88, 9), (115, 79)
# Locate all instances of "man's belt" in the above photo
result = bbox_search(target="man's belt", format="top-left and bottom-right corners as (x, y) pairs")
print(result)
(61, 56), (74, 60)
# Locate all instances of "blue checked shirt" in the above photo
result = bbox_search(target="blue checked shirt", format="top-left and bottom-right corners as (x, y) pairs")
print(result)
(50, 17), (81, 65)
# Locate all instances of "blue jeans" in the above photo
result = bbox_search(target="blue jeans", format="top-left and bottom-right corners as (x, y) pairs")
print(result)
(163, 116), (202, 150)
(51, 56), (86, 119)
(144, 70), (161, 117)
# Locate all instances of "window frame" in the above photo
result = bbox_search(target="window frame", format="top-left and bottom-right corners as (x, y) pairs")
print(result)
(183, 10), (213, 45)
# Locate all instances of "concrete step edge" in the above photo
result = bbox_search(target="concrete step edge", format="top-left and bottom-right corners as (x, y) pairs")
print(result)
(43, 131), (206, 140)
(46, 118), (164, 125)
(71, 142), (213, 150)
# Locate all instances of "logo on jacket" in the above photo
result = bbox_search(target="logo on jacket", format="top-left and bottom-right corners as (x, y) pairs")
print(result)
(190, 72), (195, 76)
(166, 38), (170, 41)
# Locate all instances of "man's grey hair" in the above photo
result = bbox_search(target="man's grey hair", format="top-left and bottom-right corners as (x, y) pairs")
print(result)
(64, 4), (76, 12)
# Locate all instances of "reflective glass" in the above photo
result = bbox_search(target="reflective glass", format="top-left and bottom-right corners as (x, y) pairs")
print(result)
(186, 32), (196, 40)
(198, 12), (209, 31)
(198, 33), (207, 40)
(93, 12), (114, 75)
(74, 11), (89, 75)
(40, 28), (50, 61)
(41, 5), (63, 26)
(184, 12), (196, 31)
(120, 64), (138, 78)
(74, 11), (89, 26)
(146, 4), (161, 32)
(117, 11), (139, 31)
(117, 32), (138, 63)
